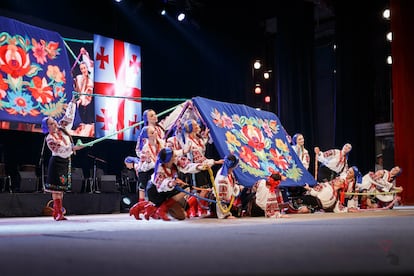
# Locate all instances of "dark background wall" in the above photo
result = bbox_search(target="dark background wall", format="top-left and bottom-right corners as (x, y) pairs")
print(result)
(0, 0), (393, 190)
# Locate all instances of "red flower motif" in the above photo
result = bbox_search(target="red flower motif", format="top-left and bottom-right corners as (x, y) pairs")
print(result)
(269, 148), (288, 170)
(28, 76), (54, 104)
(239, 145), (260, 168)
(242, 125), (265, 151)
(0, 44), (31, 78)
(0, 75), (8, 99)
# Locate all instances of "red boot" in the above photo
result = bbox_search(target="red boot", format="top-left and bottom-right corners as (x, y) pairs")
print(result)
(144, 203), (158, 220)
(197, 198), (209, 217)
(129, 199), (147, 220)
(156, 198), (177, 221)
(186, 196), (199, 218)
(52, 200), (59, 220)
(54, 199), (67, 221)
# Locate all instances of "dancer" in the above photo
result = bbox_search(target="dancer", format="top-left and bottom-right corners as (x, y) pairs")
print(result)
(135, 109), (165, 157)
(370, 166), (402, 209)
(213, 153), (242, 219)
(340, 166), (362, 209)
(135, 125), (164, 202)
(253, 172), (290, 218)
(296, 177), (359, 213)
(314, 143), (352, 182)
(41, 116), (84, 221)
(181, 119), (223, 218)
(129, 147), (214, 221)
(72, 49), (94, 137)
(291, 133), (310, 170)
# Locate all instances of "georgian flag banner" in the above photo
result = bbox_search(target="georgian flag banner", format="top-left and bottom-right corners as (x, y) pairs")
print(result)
(93, 34), (142, 141)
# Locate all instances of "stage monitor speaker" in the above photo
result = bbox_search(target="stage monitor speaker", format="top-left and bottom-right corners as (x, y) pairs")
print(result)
(100, 175), (118, 193)
(71, 177), (83, 193)
(19, 171), (38, 192)
(70, 168), (84, 193)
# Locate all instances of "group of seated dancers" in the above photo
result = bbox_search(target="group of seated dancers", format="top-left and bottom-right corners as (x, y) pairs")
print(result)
(123, 108), (403, 221)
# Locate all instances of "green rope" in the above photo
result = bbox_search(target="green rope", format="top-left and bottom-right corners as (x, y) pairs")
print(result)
(76, 102), (185, 147)
(62, 39), (78, 63)
(72, 91), (189, 102)
(62, 37), (93, 67)
(62, 37), (94, 44)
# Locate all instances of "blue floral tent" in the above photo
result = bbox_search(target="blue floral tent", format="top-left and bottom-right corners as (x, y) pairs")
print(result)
(191, 96), (317, 188)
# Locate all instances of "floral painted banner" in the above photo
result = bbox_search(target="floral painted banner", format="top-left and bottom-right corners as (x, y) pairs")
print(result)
(192, 96), (317, 188)
(0, 16), (73, 124)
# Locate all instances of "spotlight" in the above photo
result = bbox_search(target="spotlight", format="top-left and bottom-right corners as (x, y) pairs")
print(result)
(161, 9), (166, 16)
(253, 60), (262, 70)
(177, 12), (186, 21)
(120, 196), (132, 212)
(386, 32), (392, 42)
(382, 9), (390, 20)
(254, 84), (262, 94)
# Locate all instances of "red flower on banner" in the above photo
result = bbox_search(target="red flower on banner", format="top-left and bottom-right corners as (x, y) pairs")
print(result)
(269, 148), (289, 170)
(242, 125), (265, 151)
(0, 44), (31, 78)
(239, 145), (260, 169)
(0, 74), (8, 99)
(28, 76), (54, 104)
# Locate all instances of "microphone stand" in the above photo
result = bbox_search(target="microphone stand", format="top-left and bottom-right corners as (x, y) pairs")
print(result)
(87, 154), (105, 194)
(91, 157), (97, 193)
(39, 137), (46, 192)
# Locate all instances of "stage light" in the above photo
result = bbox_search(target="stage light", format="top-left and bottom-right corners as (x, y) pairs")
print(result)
(386, 32), (392, 42)
(120, 196), (132, 212)
(177, 12), (186, 21)
(386, 55), (392, 65)
(253, 60), (262, 70)
(265, 96), (271, 103)
(254, 84), (262, 94)
(161, 9), (166, 16)
(383, 9), (390, 20)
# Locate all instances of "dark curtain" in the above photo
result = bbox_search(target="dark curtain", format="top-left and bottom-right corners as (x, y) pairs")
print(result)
(391, 0), (414, 204)
(275, 1), (317, 174)
(329, 1), (389, 174)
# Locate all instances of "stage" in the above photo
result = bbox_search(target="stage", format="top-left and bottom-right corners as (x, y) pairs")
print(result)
(0, 191), (137, 217)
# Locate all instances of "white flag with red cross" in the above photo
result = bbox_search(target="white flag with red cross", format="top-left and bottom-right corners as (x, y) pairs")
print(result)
(93, 34), (142, 141)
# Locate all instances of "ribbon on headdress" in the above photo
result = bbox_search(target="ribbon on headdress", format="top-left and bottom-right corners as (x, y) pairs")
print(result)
(41, 117), (50, 134)
(220, 155), (239, 176)
(153, 148), (174, 177)
(124, 156), (139, 164)
(138, 126), (150, 151)
(340, 189), (345, 204)
(352, 166), (362, 184)
(292, 133), (300, 145)
(267, 172), (282, 192)
(181, 119), (194, 144)
(142, 109), (150, 126)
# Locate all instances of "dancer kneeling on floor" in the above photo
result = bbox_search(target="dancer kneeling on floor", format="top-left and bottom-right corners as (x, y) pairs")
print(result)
(129, 147), (214, 221)
(242, 172), (290, 218)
